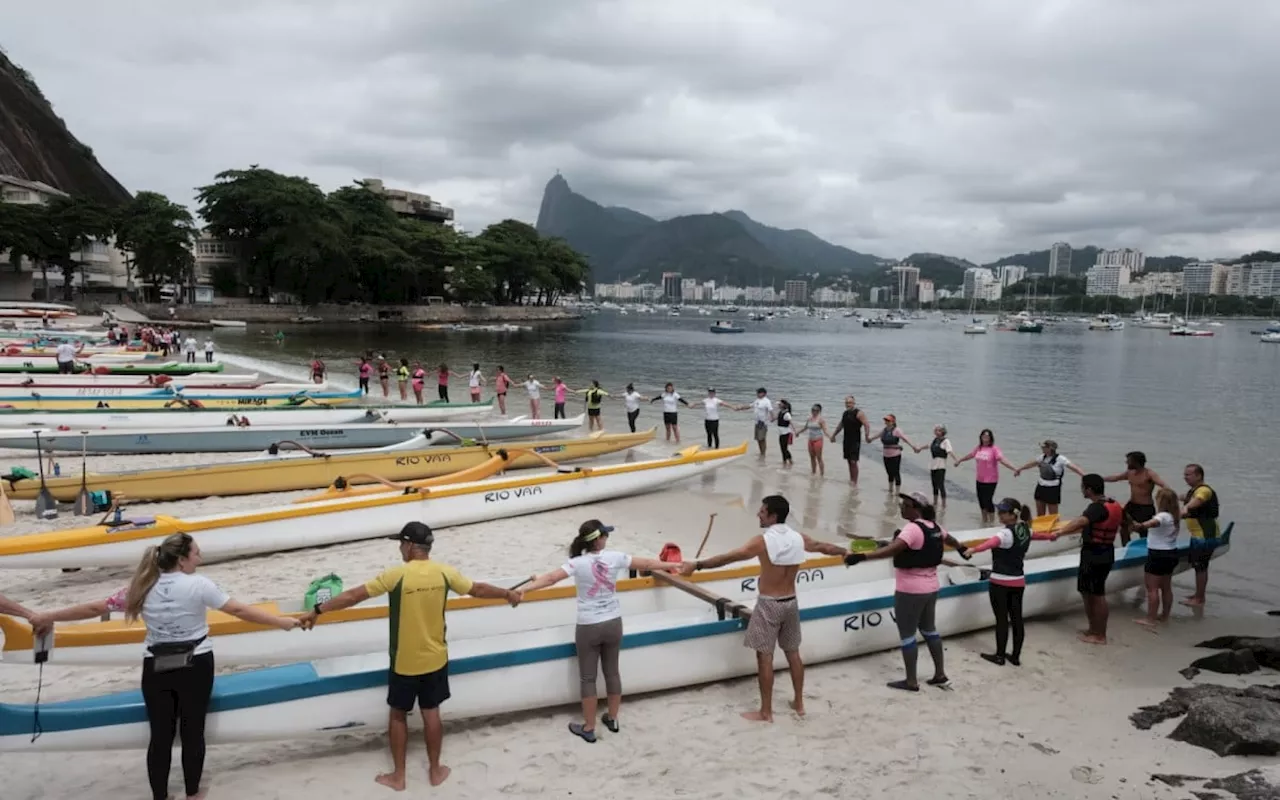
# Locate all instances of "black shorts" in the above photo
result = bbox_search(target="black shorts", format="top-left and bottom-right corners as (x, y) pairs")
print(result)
(1189, 539), (1218, 572)
(842, 438), (860, 461)
(1034, 483), (1062, 505)
(587, 408), (601, 417)
(1124, 502), (1156, 524)
(387, 664), (450, 712)
(1145, 550), (1179, 576)
(663, 412), (678, 426)
(1077, 546), (1115, 596)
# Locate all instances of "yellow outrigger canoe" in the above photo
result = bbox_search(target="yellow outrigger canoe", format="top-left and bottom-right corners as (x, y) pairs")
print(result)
(4, 429), (656, 502)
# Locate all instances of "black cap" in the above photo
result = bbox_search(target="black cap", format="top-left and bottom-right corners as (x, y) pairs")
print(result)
(389, 521), (434, 546)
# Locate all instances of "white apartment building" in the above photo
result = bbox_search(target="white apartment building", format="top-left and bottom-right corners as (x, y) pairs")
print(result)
(917, 278), (935, 305)
(1182, 262), (1228, 295)
(1048, 242), (1072, 276)
(1085, 264), (1132, 296)
(1119, 271), (1182, 299)
(358, 179), (454, 224)
(1096, 248), (1146, 273)
(997, 264), (1027, 287)
(1246, 263), (1280, 298)
(0, 174), (129, 300)
(1224, 264), (1251, 296)
(890, 264), (920, 303)
(962, 267), (1001, 301)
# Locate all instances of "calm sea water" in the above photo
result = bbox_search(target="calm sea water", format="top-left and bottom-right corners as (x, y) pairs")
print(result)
(217, 312), (1280, 612)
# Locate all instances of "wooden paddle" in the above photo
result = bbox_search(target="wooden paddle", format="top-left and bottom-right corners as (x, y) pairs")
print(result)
(32, 430), (56, 520)
(0, 477), (15, 527)
(73, 431), (91, 516)
(694, 512), (717, 558)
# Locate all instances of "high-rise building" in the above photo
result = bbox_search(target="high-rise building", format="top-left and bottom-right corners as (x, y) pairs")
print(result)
(1246, 262), (1280, 298)
(783, 280), (808, 305)
(998, 264), (1027, 287)
(1224, 264), (1251, 296)
(1048, 242), (1072, 277)
(1085, 264), (1132, 296)
(917, 278), (935, 305)
(1096, 248), (1146, 273)
(963, 267), (998, 300)
(1182, 262), (1227, 295)
(661, 272), (682, 303)
(890, 264), (920, 305)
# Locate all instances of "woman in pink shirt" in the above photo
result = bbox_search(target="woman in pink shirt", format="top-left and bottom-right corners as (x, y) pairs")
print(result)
(953, 428), (1019, 524)
(844, 491), (970, 691)
(357, 357), (372, 395)
(552, 377), (570, 419)
(493, 366), (511, 415)
(411, 362), (426, 405)
(436, 364), (462, 402)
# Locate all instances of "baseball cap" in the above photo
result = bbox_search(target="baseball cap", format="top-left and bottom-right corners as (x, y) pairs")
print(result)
(996, 500), (1018, 513)
(898, 491), (934, 510)
(389, 521), (434, 546)
(578, 519), (615, 542)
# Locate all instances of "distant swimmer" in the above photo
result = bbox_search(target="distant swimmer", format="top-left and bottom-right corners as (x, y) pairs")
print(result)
(1102, 451), (1168, 544)
(683, 495), (848, 721)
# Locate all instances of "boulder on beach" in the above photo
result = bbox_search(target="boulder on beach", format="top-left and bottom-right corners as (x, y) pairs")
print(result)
(1132, 684), (1280, 757)
(1196, 636), (1280, 670)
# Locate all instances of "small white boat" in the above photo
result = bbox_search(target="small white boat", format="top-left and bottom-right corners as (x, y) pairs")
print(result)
(861, 314), (909, 329)
(1261, 332), (1280, 343)
(0, 443), (745, 569)
(208, 319), (248, 328)
(962, 324), (988, 335)
(1088, 314), (1125, 331)
(0, 534), (1229, 751)
(1137, 313), (1175, 329)
(1170, 326), (1214, 337)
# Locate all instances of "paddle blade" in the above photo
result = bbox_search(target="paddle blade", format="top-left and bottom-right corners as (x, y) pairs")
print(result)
(74, 487), (92, 516)
(35, 490), (57, 520)
(0, 486), (15, 527)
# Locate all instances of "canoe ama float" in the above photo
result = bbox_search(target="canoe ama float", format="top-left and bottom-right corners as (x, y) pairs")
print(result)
(3, 428), (656, 502)
(0, 415), (585, 455)
(0, 515), (1073, 666)
(0, 534), (1231, 750)
(0, 443), (748, 569)
(0, 359), (225, 375)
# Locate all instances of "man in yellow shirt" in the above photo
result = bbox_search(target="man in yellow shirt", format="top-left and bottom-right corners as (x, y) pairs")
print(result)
(1180, 463), (1220, 608)
(300, 522), (520, 790)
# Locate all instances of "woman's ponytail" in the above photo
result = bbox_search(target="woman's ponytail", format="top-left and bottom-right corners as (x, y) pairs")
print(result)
(124, 533), (192, 622)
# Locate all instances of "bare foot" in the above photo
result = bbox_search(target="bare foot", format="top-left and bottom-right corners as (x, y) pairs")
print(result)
(428, 766), (451, 787)
(1077, 633), (1107, 645)
(186, 792), (207, 800)
(1181, 598), (1205, 607)
(788, 699), (806, 717)
(740, 710), (773, 723)
(1134, 618), (1160, 633)
(374, 772), (406, 792)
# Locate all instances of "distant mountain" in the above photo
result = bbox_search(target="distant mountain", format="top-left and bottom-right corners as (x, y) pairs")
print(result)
(534, 175), (884, 284)
(0, 49), (130, 205)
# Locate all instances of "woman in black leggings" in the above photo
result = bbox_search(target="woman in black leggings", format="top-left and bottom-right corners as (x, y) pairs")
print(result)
(29, 533), (299, 800)
(776, 399), (794, 467)
(964, 498), (1055, 666)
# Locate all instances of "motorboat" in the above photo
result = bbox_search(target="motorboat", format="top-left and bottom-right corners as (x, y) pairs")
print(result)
(709, 322), (745, 334)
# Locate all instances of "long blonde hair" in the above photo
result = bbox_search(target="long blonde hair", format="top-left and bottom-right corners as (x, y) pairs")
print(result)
(124, 533), (194, 622)
(1154, 488), (1180, 534)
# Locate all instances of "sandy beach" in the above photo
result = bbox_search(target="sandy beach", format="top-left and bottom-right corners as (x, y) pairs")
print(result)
(1, 434), (1277, 799)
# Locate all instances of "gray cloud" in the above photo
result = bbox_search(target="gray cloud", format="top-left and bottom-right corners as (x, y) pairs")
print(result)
(2, 0), (1277, 260)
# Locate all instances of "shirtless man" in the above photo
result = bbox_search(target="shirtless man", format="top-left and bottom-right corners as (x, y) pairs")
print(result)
(1102, 451), (1167, 544)
(830, 395), (871, 485)
(682, 495), (847, 722)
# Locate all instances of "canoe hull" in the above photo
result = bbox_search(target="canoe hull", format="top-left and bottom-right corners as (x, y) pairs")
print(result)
(0, 388), (361, 410)
(0, 445), (746, 569)
(0, 425), (429, 454)
(0, 538), (1224, 750)
(0, 530), (1078, 665)
(0, 360), (224, 375)
(6, 429), (656, 502)
(0, 373), (260, 387)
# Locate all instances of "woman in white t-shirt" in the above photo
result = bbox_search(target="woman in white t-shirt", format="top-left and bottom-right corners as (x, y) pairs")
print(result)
(621, 383), (644, 432)
(28, 533), (297, 800)
(520, 520), (680, 744)
(697, 388), (748, 449)
(1129, 487), (1181, 629)
(647, 382), (689, 443)
(524, 375), (544, 418)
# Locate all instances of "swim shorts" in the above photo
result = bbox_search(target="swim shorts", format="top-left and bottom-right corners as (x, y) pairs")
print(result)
(744, 595), (801, 653)
(754, 421), (768, 442)
(1077, 546), (1114, 596)
(1144, 550), (1179, 576)
(387, 664), (450, 712)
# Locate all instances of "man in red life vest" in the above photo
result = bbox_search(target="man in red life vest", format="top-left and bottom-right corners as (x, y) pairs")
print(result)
(1050, 473), (1124, 645)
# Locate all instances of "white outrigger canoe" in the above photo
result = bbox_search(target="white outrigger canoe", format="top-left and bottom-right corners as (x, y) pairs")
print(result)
(0, 398), (496, 431)
(0, 414), (584, 455)
(0, 533), (1230, 751)
(0, 516), (1072, 666)
(0, 443), (746, 569)
(0, 372), (262, 388)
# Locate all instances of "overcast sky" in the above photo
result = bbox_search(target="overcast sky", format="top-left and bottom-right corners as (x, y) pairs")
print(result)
(2, 0), (1276, 261)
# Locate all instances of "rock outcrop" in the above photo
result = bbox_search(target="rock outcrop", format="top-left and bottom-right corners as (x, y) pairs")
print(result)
(0, 48), (130, 205)
(1131, 684), (1280, 757)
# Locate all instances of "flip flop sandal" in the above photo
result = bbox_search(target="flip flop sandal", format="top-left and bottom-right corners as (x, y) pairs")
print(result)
(568, 722), (597, 743)
(601, 714), (619, 733)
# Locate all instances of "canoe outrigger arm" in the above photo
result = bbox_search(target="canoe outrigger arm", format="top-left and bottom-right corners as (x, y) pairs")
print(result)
(651, 571), (753, 622)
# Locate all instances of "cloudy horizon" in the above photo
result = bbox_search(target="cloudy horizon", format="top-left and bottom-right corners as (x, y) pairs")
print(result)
(2, 0), (1276, 262)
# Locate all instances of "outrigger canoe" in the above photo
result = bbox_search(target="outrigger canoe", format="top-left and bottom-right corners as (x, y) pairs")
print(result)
(0, 398), (495, 432)
(0, 379), (321, 393)
(0, 415), (583, 454)
(0, 372), (262, 388)
(0, 387), (363, 410)
(0, 515), (1078, 666)
(0, 359), (225, 375)
(0, 442), (747, 569)
(0, 535), (1230, 751)
(4, 429), (656, 502)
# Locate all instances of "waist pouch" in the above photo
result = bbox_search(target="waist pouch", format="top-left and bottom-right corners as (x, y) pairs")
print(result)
(148, 637), (206, 673)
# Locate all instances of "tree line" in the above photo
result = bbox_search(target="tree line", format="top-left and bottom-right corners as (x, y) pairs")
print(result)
(0, 167), (589, 306)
